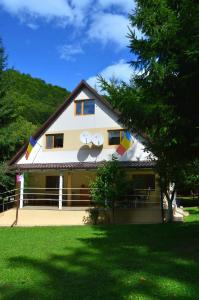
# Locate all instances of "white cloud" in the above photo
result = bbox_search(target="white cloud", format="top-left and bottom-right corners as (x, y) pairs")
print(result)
(27, 23), (39, 30)
(98, 0), (135, 13)
(88, 13), (129, 48)
(0, 0), (73, 19)
(0, 0), (94, 27)
(58, 44), (84, 61)
(0, 0), (140, 48)
(67, 0), (93, 26)
(87, 59), (132, 91)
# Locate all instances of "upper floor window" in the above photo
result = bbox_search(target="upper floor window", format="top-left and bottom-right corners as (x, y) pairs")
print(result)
(75, 100), (95, 115)
(46, 134), (64, 149)
(108, 130), (125, 145)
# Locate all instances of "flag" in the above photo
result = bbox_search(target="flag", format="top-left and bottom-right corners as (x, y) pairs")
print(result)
(116, 131), (132, 156)
(25, 136), (37, 160)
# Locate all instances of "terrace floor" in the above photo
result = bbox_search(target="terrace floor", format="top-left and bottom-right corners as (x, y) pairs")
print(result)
(0, 208), (90, 226)
(0, 206), (162, 226)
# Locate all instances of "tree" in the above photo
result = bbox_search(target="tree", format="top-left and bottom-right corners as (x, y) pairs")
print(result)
(0, 39), (13, 192)
(0, 39), (8, 124)
(0, 39), (70, 191)
(99, 0), (199, 221)
(0, 162), (13, 191)
(0, 39), (6, 86)
(90, 158), (128, 221)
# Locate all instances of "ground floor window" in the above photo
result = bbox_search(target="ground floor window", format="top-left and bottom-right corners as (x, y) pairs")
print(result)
(46, 176), (59, 189)
(132, 174), (155, 190)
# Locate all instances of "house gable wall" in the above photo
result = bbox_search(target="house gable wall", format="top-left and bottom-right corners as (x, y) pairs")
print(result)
(16, 86), (151, 164)
(47, 88), (121, 131)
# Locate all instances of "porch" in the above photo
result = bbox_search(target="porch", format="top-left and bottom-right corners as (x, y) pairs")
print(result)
(18, 170), (96, 209)
(0, 168), (163, 225)
(0, 188), (162, 224)
(16, 169), (161, 210)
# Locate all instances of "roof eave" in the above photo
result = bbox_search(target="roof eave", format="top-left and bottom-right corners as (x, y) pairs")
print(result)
(10, 161), (156, 171)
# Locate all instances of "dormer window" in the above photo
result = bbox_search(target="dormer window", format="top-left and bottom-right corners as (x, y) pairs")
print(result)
(75, 100), (95, 115)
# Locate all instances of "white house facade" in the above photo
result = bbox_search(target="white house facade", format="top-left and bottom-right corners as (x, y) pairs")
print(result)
(9, 80), (162, 224)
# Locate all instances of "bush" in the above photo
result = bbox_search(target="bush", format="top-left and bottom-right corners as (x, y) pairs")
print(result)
(89, 157), (128, 213)
(88, 208), (100, 225)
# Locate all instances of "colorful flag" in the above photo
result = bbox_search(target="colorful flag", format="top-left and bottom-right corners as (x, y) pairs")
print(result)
(116, 131), (132, 156)
(25, 136), (37, 160)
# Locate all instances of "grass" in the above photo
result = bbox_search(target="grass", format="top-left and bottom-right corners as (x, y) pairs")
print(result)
(184, 207), (199, 222)
(0, 210), (199, 300)
(177, 196), (197, 200)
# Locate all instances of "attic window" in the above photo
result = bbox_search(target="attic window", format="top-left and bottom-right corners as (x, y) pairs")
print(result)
(75, 100), (95, 115)
(46, 134), (64, 149)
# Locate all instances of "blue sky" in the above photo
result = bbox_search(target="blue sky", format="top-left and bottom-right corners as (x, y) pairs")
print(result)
(0, 0), (137, 91)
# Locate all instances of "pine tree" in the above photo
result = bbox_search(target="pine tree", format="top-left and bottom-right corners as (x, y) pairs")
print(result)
(100, 0), (199, 221)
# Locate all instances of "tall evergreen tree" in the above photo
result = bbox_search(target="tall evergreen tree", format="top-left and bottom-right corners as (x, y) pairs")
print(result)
(100, 0), (199, 221)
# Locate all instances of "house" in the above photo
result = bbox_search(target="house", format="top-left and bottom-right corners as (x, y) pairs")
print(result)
(9, 80), (163, 224)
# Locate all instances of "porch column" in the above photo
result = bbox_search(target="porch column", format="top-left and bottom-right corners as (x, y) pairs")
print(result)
(67, 172), (72, 206)
(59, 174), (63, 210)
(19, 173), (24, 209)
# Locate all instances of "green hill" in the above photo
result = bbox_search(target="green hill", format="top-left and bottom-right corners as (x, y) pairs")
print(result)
(0, 69), (70, 161)
(3, 69), (70, 126)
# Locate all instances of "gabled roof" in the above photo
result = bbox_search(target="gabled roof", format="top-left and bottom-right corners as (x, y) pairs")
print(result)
(9, 80), (121, 165)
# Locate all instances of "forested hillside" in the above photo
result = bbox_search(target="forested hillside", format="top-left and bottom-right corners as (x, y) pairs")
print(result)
(1, 69), (69, 159)
(3, 69), (69, 127)
(0, 66), (70, 190)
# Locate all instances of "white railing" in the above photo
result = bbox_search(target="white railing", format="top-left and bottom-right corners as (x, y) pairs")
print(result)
(22, 187), (92, 206)
(0, 187), (161, 211)
(0, 189), (19, 212)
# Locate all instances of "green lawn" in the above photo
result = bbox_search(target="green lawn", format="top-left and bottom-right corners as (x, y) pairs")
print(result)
(184, 207), (199, 222)
(0, 210), (199, 300)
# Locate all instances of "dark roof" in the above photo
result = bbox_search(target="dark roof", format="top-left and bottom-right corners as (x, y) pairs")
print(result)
(10, 161), (156, 171)
(9, 80), (121, 165)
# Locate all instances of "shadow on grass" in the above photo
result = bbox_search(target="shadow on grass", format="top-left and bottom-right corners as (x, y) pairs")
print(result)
(0, 222), (199, 300)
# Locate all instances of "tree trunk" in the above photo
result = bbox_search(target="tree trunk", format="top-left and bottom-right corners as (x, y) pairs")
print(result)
(165, 190), (175, 222)
(112, 203), (115, 224)
(167, 196), (173, 222)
